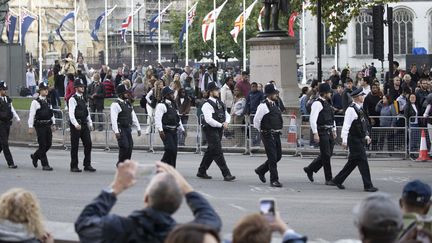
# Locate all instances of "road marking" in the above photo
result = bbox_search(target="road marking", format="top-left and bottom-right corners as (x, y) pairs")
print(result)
(229, 203), (247, 212)
(377, 176), (410, 183)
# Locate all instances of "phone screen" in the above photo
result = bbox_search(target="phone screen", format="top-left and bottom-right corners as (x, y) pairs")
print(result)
(260, 199), (276, 222)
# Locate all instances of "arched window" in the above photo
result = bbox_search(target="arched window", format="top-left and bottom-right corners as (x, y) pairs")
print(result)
(355, 11), (373, 55)
(321, 21), (335, 56)
(393, 9), (414, 55)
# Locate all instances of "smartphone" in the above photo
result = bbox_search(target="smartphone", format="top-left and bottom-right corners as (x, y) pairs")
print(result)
(259, 198), (276, 222)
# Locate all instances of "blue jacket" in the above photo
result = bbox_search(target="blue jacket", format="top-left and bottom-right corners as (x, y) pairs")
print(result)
(245, 90), (265, 115)
(75, 191), (222, 243)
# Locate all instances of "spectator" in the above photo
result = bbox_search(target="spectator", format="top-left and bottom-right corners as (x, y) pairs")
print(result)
(26, 65), (37, 96)
(184, 77), (195, 99)
(407, 64), (420, 86)
(404, 94), (420, 159)
(53, 60), (65, 97)
(180, 66), (194, 88)
(340, 68), (351, 86)
(162, 67), (173, 87)
(358, 76), (371, 96)
(231, 87), (246, 147)
(235, 71), (251, 98)
(0, 188), (54, 243)
(353, 193), (403, 243)
(103, 75), (115, 98)
(60, 53), (77, 91)
(384, 61), (400, 95)
(388, 76), (402, 101)
(176, 88), (192, 146)
(342, 78), (356, 111)
(115, 67), (123, 87)
(165, 223), (220, 243)
(299, 86), (309, 119)
(416, 78), (430, 112)
(329, 68), (340, 89)
(76, 56), (89, 78)
(131, 64), (144, 84)
(87, 73), (105, 131)
(200, 65), (217, 91)
(221, 77), (234, 113)
(401, 74), (416, 94)
(230, 213), (306, 243)
(363, 82), (382, 150)
(257, 83), (263, 92)
(355, 71), (365, 88)
(171, 74), (182, 99)
(332, 85), (344, 126)
(396, 86), (411, 115)
(75, 161), (222, 243)
(368, 62), (377, 79)
(145, 80), (164, 134)
(64, 73), (76, 105)
(376, 95), (397, 151)
(132, 77), (146, 100)
(196, 90), (209, 145)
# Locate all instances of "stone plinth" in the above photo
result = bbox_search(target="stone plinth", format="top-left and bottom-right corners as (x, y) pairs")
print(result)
(248, 37), (299, 108)
(45, 52), (60, 67)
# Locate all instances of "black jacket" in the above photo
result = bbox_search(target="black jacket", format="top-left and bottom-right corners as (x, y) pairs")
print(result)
(75, 191), (222, 243)
(87, 82), (105, 109)
(404, 102), (420, 125)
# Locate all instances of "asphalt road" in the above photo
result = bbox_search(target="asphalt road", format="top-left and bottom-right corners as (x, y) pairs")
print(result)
(0, 146), (431, 242)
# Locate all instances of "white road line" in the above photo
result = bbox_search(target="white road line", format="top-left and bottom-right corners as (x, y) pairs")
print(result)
(229, 203), (247, 212)
(197, 191), (215, 199)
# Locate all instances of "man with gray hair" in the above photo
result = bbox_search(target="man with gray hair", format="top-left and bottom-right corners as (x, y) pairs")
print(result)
(75, 160), (221, 243)
(354, 193), (403, 243)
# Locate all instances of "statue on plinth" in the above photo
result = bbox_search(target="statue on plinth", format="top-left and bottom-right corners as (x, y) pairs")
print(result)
(260, 0), (289, 37)
(48, 30), (55, 51)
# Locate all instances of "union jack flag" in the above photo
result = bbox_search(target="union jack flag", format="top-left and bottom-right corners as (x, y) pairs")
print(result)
(120, 15), (132, 43)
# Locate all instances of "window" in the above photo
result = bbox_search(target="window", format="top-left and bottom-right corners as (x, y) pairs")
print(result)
(393, 9), (414, 55)
(355, 11), (373, 55)
(321, 21), (335, 56)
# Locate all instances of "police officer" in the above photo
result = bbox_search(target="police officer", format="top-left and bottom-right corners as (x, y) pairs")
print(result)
(28, 82), (55, 171)
(332, 88), (378, 192)
(253, 84), (283, 187)
(197, 82), (236, 181)
(110, 84), (141, 166)
(154, 86), (184, 168)
(0, 81), (20, 169)
(303, 83), (336, 185)
(68, 78), (96, 173)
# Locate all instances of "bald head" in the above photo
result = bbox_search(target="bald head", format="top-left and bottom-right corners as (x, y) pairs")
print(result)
(145, 172), (183, 214)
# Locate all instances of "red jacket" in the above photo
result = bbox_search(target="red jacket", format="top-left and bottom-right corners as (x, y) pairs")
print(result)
(65, 80), (76, 104)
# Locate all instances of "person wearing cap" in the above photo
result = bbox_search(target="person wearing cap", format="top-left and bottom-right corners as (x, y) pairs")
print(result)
(0, 80), (20, 169)
(253, 84), (284, 187)
(353, 193), (403, 243)
(154, 86), (184, 168)
(68, 78), (96, 173)
(399, 180), (432, 237)
(110, 84), (142, 167)
(28, 82), (55, 171)
(332, 87), (378, 192)
(197, 82), (235, 181)
(303, 83), (336, 185)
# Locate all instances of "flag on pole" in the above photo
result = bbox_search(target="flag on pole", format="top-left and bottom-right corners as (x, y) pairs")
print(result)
(20, 9), (36, 44)
(288, 12), (298, 37)
(257, 6), (264, 31)
(201, 0), (228, 42)
(120, 14), (132, 43)
(230, 0), (258, 44)
(91, 6), (116, 41)
(148, 2), (173, 42)
(6, 13), (17, 44)
(178, 2), (198, 48)
(56, 11), (75, 43)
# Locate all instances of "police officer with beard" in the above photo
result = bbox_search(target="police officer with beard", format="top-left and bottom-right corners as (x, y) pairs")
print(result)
(68, 78), (96, 173)
(253, 84), (284, 187)
(332, 88), (378, 192)
(28, 82), (55, 171)
(197, 82), (236, 181)
(303, 83), (336, 185)
(155, 86), (184, 168)
(110, 84), (141, 167)
(0, 80), (20, 169)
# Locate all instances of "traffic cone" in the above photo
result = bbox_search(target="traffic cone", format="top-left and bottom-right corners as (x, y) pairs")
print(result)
(287, 113), (297, 144)
(416, 129), (431, 162)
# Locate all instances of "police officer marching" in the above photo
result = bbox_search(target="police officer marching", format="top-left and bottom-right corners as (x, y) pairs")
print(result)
(28, 82), (55, 171)
(110, 84), (141, 167)
(197, 82), (236, 181)
(332, 88), (378, 192)
(253, 84), (284, 187)
(0, 80), (20, 169)
(154, 86), (184, 168)
(303, 83), (336, 185)
(68, 78), (96, 173)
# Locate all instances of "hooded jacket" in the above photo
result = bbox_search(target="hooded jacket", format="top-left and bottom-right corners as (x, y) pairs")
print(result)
(0, 220), (39, 243)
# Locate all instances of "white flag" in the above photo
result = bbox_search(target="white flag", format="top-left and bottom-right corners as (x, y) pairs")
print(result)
(230, 0), (259, 43)
(201, 0), (228, 42)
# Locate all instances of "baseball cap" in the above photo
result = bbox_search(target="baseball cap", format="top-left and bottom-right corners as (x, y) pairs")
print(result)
(402, 180), (431, 206)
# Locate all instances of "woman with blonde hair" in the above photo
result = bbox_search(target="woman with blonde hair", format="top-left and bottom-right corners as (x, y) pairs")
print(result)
(0, 188), (53, 243)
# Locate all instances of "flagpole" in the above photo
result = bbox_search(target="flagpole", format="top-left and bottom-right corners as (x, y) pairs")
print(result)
(158, 0), (161, 64)
(38, 0), (42, 84)
(335, 43), (338, 71)
(131, 0), (135, 70)
(185, 0), (189, 66)
(19, 0), (22, 45)
(242, 0), (246, 71)
(105, 0), (108, 66)
(301, 0), (307, 84)
(74, 0), (78, 59)
(213, 0), (216, 65)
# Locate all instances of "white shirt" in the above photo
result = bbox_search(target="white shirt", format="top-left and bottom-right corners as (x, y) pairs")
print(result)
(232, 97), (246, 116)
(362, 85), (371, 96)
(28, 96), (55, 128)
(68, 93), (93, 127)
(199, 73), (213, 91)
(110, 98), (141, 134)
(253, 99), (272, 130)
(145, 89), (154, 104)
(220, 84), (234, 108)
(26, 71), (36, 88)
(0, 96), (20, 122)
(201, 97), (231, 128)
(154, 100), (184, 132)
(341, 102), (370, 144)
(180, 71), (194, 87)
(309, 97), (336, 134)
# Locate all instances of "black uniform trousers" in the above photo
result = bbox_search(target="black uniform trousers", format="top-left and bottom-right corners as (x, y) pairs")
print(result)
(306, 130), (334, 181)
(333, 136), (373, 188)
(0, 122), (14, 165)
(161, 129), (178, 168)
(117, 127), (133, 165)
(34, 124), (52, 166)
(198, 127), (231, 177)
(256, 131), (282, 182)
(70, 123), (92, 168)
